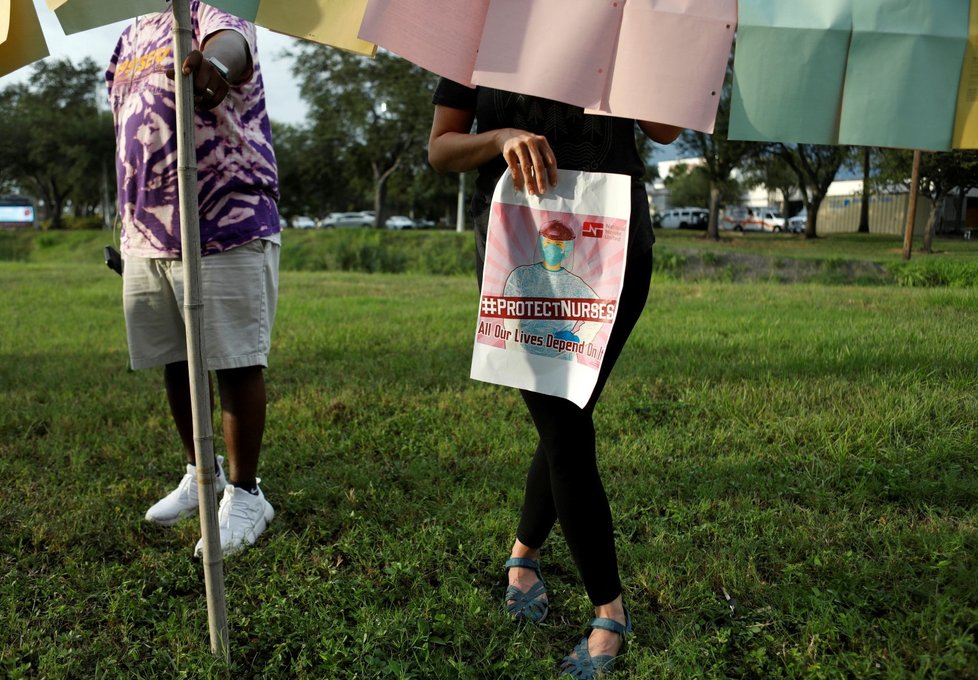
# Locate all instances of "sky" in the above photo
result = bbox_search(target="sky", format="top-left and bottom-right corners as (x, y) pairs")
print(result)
(0, 0), (310, 125)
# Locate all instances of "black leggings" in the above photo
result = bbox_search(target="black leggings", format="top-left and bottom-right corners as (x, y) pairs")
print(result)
(477, 233), (654, 606)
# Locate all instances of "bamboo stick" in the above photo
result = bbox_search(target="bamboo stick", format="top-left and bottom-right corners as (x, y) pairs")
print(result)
(171, 0), (229, 660)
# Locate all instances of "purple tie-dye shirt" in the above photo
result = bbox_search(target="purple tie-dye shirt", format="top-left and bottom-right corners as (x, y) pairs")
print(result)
(106, 1), (280, 258)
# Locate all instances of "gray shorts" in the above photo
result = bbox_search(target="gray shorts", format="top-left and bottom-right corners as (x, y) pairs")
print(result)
(123, 239), (280, 371)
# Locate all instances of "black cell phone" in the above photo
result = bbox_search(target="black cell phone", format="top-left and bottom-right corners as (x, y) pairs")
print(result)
(104, 246), (123, 276)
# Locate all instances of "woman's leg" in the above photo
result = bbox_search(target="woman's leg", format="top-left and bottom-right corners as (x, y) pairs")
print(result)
(516, 250), (652, 599)
(512, 251), (653, 660)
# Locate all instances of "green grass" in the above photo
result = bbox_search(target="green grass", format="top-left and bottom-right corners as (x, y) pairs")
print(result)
(2, 239), (978, 678)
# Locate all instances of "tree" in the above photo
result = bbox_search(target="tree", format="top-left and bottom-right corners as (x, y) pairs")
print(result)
(292, 47), (443, 228)
(0, 58), (113, 228)
(775, 144), (853, 239)
(663, 162), (741, 209)
(743, 153), (797, 218)
(876, 149), (978, 253)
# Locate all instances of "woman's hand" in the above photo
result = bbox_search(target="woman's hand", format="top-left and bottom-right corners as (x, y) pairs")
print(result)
(497, 129), (558, 195)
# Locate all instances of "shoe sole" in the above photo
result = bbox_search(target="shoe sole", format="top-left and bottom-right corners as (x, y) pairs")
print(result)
(145, 506), (197, 527)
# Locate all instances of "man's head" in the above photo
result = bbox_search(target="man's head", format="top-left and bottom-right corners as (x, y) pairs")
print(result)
(538, 219), (575, 270)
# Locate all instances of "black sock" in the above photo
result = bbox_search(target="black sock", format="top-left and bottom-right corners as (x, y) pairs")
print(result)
(233, 480), (259, 495)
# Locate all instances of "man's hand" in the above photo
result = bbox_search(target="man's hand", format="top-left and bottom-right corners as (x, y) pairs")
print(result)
(166, 50), (230, 111)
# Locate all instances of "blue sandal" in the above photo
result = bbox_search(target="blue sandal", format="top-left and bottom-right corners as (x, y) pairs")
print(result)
(559, 609), (633, 679)
(504, 557), (549, 623)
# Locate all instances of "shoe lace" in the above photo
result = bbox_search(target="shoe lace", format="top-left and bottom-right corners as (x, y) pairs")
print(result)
(176, 472), (196, 498)
(220, 490), (258, 528)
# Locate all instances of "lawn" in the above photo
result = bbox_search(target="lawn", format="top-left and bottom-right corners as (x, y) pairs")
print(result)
(1, 233), (978, 678)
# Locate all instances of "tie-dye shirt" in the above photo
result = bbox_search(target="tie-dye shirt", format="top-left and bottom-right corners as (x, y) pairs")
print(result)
(106, 1), (280, 258)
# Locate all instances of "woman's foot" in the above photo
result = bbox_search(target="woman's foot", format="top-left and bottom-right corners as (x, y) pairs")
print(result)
(559, 599), (631, 678)
(505, 539), (549, 622)
(585, 598), (626, 659)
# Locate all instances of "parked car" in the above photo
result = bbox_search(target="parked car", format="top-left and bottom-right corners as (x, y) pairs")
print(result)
(658, 207), (709, 230)
(321, 211), (374, 228)
(385, 215), (415, 230)
(291, 216), (317, 229)
(414, 217), (436, 229)
(788, 210), (807, 233)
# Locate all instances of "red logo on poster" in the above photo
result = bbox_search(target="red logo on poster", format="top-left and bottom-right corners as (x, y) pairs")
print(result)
(582, 221), (604, 238)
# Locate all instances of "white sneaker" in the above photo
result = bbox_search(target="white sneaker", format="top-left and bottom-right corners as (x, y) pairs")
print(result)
(194, 482), (274, 557)
(144, 456), (228, 527)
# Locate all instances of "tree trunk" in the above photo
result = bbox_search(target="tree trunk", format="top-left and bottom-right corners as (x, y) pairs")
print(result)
(706, 182), (720, 241)
(373, 175), (388, 229)
(804, 197), (821, 239)
(857, 146), (871, 233)
(372, 153), (405, 229)
(922, 199), (941, 254)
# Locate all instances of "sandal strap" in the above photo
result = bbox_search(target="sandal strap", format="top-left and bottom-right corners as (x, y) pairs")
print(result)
(504, 557), (543, 580)
(587, 608), (632, 637)
(587, 617), (627, 636)
(506, 583), (548, 619)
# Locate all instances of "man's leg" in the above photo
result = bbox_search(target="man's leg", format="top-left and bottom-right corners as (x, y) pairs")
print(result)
(164, 361), (205, 465)
(145, 362), (226, 526)
(216, 365), (266, 489)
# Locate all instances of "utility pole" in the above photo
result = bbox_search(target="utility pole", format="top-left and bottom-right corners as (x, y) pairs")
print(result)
(902, 150), (921, 261)
(456, 172), (465, 232)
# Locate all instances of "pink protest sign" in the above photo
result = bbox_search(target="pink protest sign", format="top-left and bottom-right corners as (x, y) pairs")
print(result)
(471, 169), (631, 407)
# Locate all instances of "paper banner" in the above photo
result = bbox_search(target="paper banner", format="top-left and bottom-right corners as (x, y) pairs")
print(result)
(596, 0), (735, 131)
(952, 0), (978, 149)
(361, 0), (735, 133)
(729, 0), (972, 150)
(46, 0), (168, 35)
(839, 0), (969, 151)
(1, 0), (50, 77)
(358, 0), (487, 85)
(208, 0), (376, 56)
(729, 0), (852, 145)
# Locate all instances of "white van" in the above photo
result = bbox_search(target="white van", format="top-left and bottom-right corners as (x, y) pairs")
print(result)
(658, 207), (709, 229)
(720, 207), (786, 232)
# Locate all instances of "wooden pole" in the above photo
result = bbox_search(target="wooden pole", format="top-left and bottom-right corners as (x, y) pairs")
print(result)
(171, 0), (229, 660)
(902, 149), (921, 261)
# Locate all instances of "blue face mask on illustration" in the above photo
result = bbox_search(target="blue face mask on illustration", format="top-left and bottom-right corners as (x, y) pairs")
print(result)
(541, 235), (574, 268)
(542, 243), (565, 268)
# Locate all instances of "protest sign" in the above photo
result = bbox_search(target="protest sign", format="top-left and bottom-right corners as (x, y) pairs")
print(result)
(471, 169), (630, 408)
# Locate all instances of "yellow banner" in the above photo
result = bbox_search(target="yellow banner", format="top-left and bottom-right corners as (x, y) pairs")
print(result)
(0, 0), (50, 78)
(953, 0), (978, 148)
(256, 0), (376, 57)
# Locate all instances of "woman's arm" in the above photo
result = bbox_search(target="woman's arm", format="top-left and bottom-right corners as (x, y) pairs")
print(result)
(637, 120), (684, 145)
(428, 105), (558, 195)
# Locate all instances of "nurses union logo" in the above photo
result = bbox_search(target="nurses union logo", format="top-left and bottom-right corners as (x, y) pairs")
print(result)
(582, 222), (604, 238)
